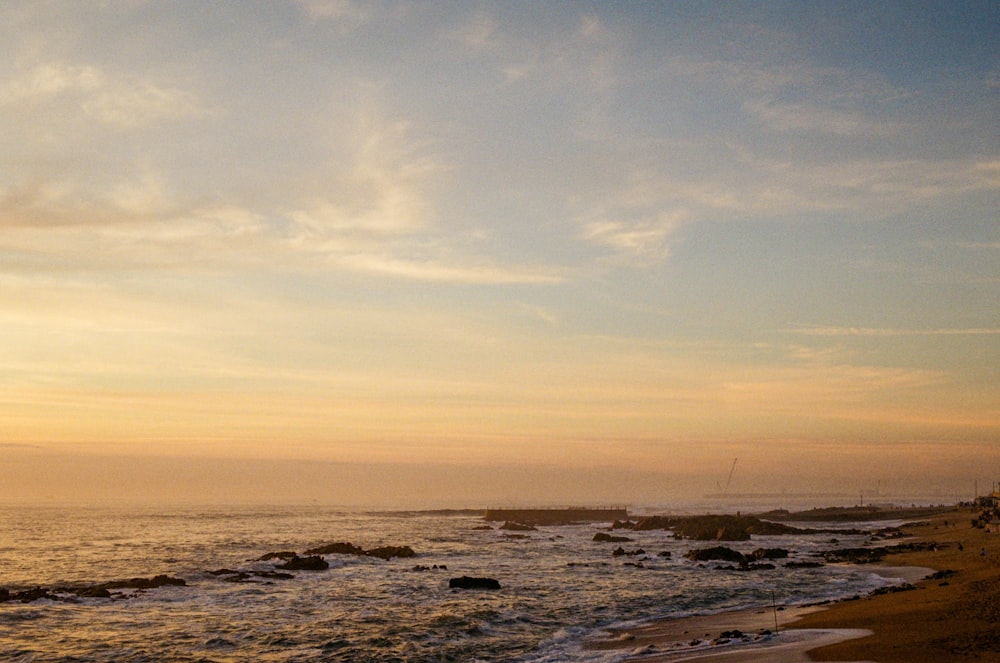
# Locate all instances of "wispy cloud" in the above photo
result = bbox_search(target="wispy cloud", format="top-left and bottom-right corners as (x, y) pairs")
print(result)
(582, 217), (680, 259)
(784, 326), (1000, 337)
(0, 62), (203, 129)
(334, 254), (564, 284)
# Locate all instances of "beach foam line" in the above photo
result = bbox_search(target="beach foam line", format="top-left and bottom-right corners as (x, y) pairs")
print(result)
(626, 628), (873, 662)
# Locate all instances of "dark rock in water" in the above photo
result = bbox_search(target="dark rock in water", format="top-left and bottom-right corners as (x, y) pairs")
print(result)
(471, 525), (494, 530)
(73, 586), (113, 598)
(256, 571), (295, 580)
(658, 551), (672, 558)
(593, 532), (633, 543)
(499, 521), (537, 531)
(821, 541), (938, 565)
(3, 587), (47, 603)
(256, 551), (298, 561)
(685, 546), (747, 565)
(208, 568), (242, 576)
(301, 541), (415, 560)
(96, 575), (186, 591)
(504, 534), (531, 540)
(277, 555), (329, 571)
(611, 519), (637, 530)
(612, 547), (646, 557)
(821, 547), (883, 564)
(2, 576), (186, 603)
(751, 548), (789, 560)
(785, 561), (824, 569)
(223, 572), (254, 583)
(304, 542), (364, 556)
(365, 545), (415, 560)
(449, 576), (501, 590)
(631, 515), (804, 541)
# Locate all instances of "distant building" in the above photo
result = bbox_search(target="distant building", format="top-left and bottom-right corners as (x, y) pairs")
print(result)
(974, 492), (1000, 508)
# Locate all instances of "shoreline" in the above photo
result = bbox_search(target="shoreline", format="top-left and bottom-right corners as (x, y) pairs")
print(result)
(587, 505), (998, 662)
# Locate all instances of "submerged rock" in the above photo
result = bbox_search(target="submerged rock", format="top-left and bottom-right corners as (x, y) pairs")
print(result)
(499, 521), (537, 531)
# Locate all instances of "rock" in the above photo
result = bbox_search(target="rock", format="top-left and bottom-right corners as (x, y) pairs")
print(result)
(633, 515), (804, 541)
(449, 576), (501, 590)
(612, 547), (646, 557)
(785, 561), (824, 568)
(277, 555), (329, 571)
(0, 588), (8, 602)
(684, 547), (747, 565)
(208, 568), (241, 576)
(256, 551), (298, 561)
(499, 521), (537, 531)
(96, 575), (186, 591)
(593, 533), (633, 543)
(222, 572), (253, 583)
(365, 545), (415, 560)
(658, 551), (672, 558)
(750, 548), (789, 560)
(73, 586), (113, 598)
(303, 542), (364, 556)
(8, 587), (55, 603)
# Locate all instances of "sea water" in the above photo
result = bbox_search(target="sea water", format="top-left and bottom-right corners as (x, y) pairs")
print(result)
(0, 505), (907, 662)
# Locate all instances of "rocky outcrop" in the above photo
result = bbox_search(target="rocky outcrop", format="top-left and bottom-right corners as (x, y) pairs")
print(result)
(627, 515), (804, 541)
(277, 555), (329, 571)
(303, 542), (364, 556)
(822, 541), (938, 564)
(449, 576), (501, 590)
(593, 533), (633, 543)
(0, 575), (186, 603)
(685, 546), (747, 565)
(612, 547), (646, 557)
(366, 545), (416, 560)
(301, 542), (415, 560)
(255, 551), (298, 561)
(750, 548), (789, 560)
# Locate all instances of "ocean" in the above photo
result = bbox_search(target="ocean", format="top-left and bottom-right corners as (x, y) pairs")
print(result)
(0, 504), (909, 662)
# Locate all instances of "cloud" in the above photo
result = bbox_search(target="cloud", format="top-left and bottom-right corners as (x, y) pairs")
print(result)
(0, 62), (203, 129)
(293, 0), (368, 23)
(583, 218), (678, 259)
(334, 254), (564, 284)
(784, 326), (1000, 337)
(744, 99), (900, 137)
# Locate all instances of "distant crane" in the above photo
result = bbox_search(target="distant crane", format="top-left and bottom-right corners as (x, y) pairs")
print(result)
(722, 458), (738, 497)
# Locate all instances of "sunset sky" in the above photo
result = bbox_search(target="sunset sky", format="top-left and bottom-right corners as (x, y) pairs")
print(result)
(1, 1), (997, 506)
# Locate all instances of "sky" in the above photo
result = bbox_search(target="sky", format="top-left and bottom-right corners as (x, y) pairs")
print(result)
(1, 1), (997, 507)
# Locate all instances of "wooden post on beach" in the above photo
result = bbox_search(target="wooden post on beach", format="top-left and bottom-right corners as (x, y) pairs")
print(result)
(771, 590), (779, 635)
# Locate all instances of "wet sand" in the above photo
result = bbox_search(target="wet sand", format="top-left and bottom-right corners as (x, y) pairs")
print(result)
(588, 506), (1000, 662)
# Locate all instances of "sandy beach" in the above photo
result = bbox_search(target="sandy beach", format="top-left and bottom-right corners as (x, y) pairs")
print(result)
(589, 505), (1000, 662)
